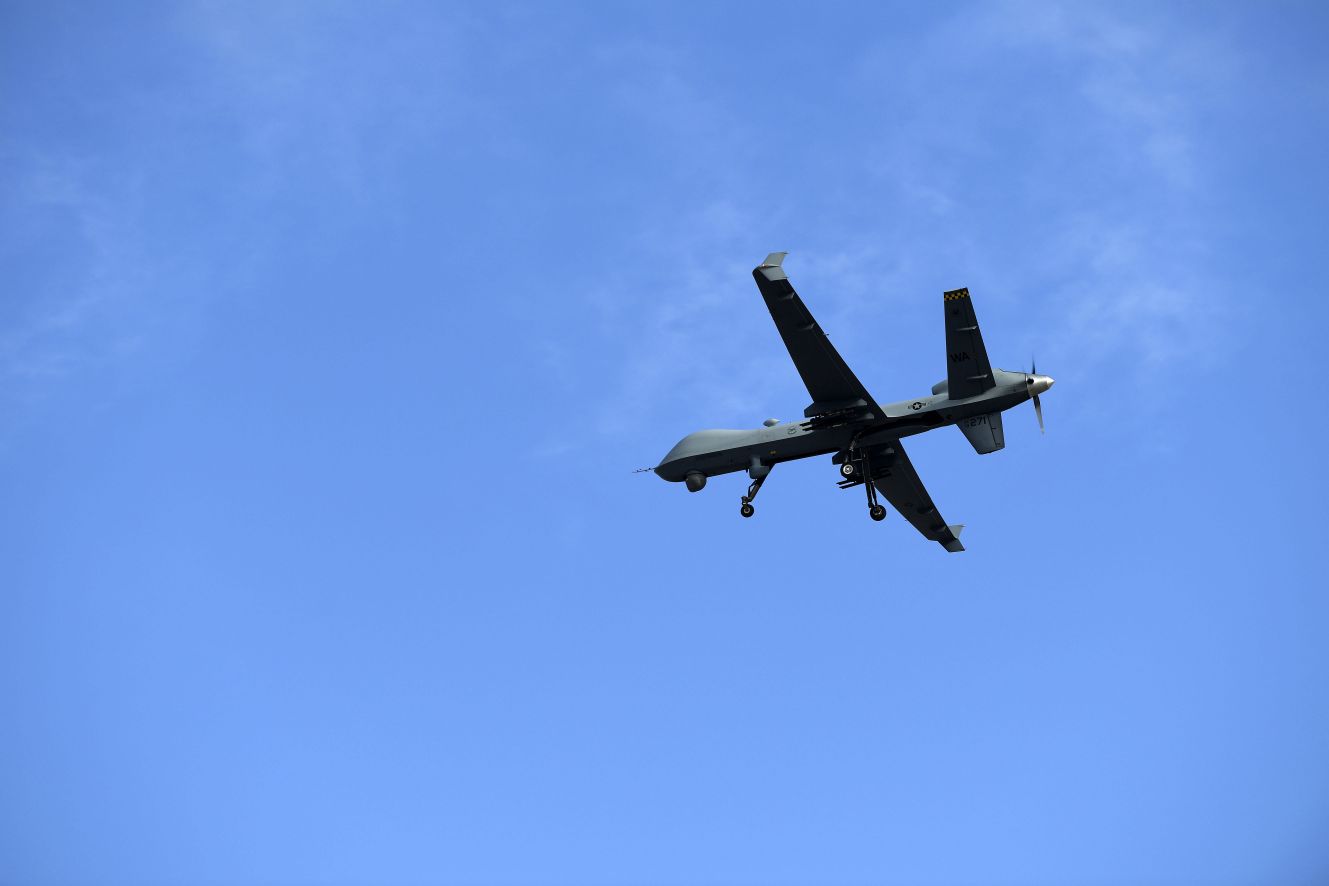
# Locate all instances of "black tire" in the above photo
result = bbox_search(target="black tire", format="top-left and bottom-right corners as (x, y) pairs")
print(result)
(870, 505), (887, 522)
(740, 503), (755, 518)
(840, 462), (855, 477)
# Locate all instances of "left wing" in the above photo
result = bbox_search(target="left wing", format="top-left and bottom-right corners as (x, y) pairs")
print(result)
(753, 253), (879, 418)
(869, 442), (966, 552)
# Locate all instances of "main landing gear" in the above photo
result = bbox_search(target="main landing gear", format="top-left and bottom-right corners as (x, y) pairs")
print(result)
(862, 463), (887, 522)
(842, 446), (889, 523)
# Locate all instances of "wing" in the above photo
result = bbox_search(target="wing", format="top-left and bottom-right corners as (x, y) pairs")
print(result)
(753, 253), (878, 417)
(943, 287), (995, 400)
(870, 441), (966, 552)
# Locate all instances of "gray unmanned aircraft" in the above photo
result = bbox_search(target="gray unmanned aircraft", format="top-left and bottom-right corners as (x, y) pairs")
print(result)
(653, 253), (1054, 552)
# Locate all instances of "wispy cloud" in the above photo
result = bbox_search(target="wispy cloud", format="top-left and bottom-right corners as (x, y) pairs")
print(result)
(849, 1), (1241, 385)
(0, 4), (476, 424)
(183, 2), (471, 206)
(583, 3), (1242, 446)
(0, 152), (153, 401)
(996, 4), (1238, 383)
(588, 202), (791, 438)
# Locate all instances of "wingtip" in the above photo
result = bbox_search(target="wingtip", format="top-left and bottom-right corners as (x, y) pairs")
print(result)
(759, 251), (788, 268)
(942, 524), (966, 553)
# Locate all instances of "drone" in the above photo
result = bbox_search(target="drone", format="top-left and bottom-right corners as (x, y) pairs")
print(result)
(652, 253), (1054, 552)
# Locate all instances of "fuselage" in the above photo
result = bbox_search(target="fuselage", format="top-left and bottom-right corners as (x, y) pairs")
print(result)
(655, 369), (1043, 483)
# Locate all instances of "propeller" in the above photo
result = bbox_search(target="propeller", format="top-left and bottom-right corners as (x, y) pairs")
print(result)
(1030, 357), (1045, 434)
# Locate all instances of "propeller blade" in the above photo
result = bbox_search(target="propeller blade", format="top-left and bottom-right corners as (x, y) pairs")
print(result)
(1028, 356), (1046, 433)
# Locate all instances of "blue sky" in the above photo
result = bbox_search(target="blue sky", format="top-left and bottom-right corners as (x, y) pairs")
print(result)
(3, 2), (1328, 883)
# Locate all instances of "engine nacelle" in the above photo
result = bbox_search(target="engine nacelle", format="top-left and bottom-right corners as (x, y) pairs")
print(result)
(685, 471), (707, 492)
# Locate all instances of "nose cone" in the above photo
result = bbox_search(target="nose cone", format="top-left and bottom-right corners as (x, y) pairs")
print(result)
(1029, 374), (1055, 396)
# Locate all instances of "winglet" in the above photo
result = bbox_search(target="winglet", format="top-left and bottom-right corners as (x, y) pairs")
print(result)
(755, 251), (789, 283)
(942, 524), (966, 553)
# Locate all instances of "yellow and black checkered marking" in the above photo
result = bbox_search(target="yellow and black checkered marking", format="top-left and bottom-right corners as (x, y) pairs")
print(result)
(943, 288), (970, 301)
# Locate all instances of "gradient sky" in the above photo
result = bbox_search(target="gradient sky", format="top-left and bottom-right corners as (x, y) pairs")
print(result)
(3, 2), (1329, 884)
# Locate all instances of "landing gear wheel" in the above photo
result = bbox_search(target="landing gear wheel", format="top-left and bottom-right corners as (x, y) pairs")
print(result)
(869, 505), (887, 522)
(840, 461), (856, 477)
(741, 503), (755, 518)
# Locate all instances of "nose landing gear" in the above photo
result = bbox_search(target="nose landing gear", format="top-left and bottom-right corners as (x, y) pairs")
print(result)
(740, 460), (770, 518)
(740, 473), (766, 518)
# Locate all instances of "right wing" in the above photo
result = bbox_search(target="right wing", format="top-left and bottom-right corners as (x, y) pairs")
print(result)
(753, 253), (879, 418)
(869, 441), (966, 553)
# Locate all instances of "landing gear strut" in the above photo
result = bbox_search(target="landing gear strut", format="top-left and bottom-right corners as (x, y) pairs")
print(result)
(856, 447), (888, 522)
(740, 473), (766, 518)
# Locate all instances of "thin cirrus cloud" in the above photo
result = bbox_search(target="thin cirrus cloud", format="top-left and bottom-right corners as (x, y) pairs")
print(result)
(1, 5), (470, 418)
(0, 153), (153, 398)
(851, 2), (1236, 379)
(2, 2), (1238, 441)
(582, 4), (1239, 444)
